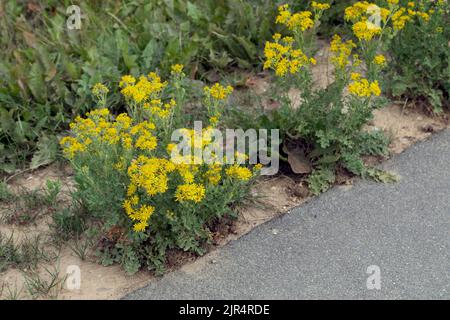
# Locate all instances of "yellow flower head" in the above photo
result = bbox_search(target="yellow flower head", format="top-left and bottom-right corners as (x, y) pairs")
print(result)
(175, 183), (206, 203)
(264, 39), (313, 77)
(204, 83), (234, 100)
(352, 21), (382, 41)
(225, 165), (252, 181)
(392, 8), (411, 30)
(92, 83), (109, 96)
(171, 64), (184, 74)
(209, 116), (219, 126)
(311, 1), (331, 11)
(348, 78), (381, 97)
(272, 33), (282, 41)
(330, 35), (356, 70)
(60, 136), (86, 159)
(373, 54), (386, 66)
(119, 75), (136, 88)
(351, 72), (361, 81)
(276, 5), (314, 32)
(345, 2), (371, 22)
(120, 72), (167, 103)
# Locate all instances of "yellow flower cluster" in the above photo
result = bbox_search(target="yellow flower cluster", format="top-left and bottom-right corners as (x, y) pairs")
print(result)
(131, 121), (158, 151)
(92, 83), (109, 96)
(264, 36), (315, 77)
(175, 183), (206, 203)
(352, 20), (382, 41)
(124, 156), (176, 231)
(204, 164), (222, 185)
(62, 69), (256, 233)
(225, 165), (253, 181)
(311, 1), (331, 11)
(391, 8), (411, 30)
(127, 156), (175, 197)
(60, 108), (157, 159)
(275, 4), (315, 32)
(345, 2), (390, 22)
(330, 35), (357, 70)
(60, 136), (86, 159)
(171, 127), (216, 155)
(373, 54), (386, 66)
(204, 83), (234, 100)
(348, 78), (381, 97)
(144, 99), (176, 119)
(171, 64), (184, 74)
(345, 1), (437, 39)
(120, 73), (167, 104)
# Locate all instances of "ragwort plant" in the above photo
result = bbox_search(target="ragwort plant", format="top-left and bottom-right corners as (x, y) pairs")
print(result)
(60, 66), (260, 274)
(386, 0), (450, 112)
(236, 2), (400, 194)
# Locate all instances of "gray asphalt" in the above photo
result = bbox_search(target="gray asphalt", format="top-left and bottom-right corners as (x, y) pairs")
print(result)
(126, 129), (450, 300)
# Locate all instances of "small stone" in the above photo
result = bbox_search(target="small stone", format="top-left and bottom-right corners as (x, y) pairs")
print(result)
(422, 124), (436, 133)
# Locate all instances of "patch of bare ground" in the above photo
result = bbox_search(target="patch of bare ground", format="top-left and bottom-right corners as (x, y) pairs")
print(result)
(369, 103), (448, 154)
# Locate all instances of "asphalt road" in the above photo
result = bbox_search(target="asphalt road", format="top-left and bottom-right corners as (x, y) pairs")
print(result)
(126, 129), (450, 300)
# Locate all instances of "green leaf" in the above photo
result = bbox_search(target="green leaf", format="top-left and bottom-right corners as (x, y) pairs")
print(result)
(187, 2), (202, 24)
(30, 135), (58, 169)
(391, 80), (408, 97)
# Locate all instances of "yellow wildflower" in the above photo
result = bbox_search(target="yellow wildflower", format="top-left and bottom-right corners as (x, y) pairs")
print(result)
(348, 78), (381, 97)
(330, 35), (356, 70)
(264, 39), (312, 77)
(373, 54), (386, 66)
(171, 64), (184, 74)
(311, 2), (331, 11)
(119, 75), (136, 88)
(204, 83), (234, 100)
(175, 183), (206, 203)
(225, 165), (252, 181)
(352, 21), (382, 41)
(204, 164), (222, 185)
(92, 83), (109, 96)
(351, 72), (361, 81)
(276, 5), (314, 32)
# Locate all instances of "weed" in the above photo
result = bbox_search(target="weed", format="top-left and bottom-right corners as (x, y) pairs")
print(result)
(0, 233), (52, 272)
(1, 182), (62, 225)
(67, 237), (92, 261)
(50, 205), (87, 243)
(0, 282), (23, 300)
(0, 181), (14, 202)
(387, 1), (450, 112)
(43, 180), (61, 206)
(22, 264), (66, 300)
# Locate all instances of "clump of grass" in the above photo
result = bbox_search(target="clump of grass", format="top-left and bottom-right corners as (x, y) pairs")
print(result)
(22, 263), (66, 300)
(0, 282), (23, 300)
(0, 181), (14, 202)
(50, 204), (87, 243)
(67, 237), (93, 261)
(0, 233), (53, 272)
(0, 179), (62, 225)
